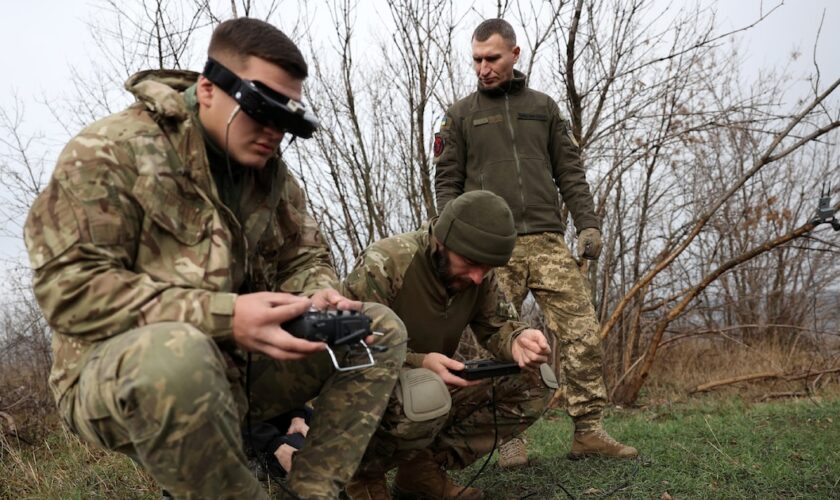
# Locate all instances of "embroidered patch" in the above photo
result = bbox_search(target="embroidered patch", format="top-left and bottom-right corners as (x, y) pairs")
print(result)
(472, 114), (503, 126)
(518, 112), (548, 121)
(433, 133), (444, 157)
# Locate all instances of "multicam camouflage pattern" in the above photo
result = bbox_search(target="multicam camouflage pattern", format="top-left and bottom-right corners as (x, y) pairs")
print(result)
(340, 225), (552, 475)
(341, 223), (525, 367)
(25, 70), (406, 498)
(26, 70), (336, 400)
(65, 322), (266, 499)
(248, 302), (407, 497)
(65, 304), (406, 499)
(356, 371), (552, 475)
(494, 232), (607, 430)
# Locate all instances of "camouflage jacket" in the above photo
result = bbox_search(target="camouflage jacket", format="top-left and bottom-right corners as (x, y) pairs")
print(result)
(434, 70), (599, 235)
(340, 223), (526, 367)
(24, 70), (337, 400)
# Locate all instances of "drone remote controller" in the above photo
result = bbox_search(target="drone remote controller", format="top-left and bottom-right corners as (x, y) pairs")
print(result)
(282, 309), (372, 346)
(282, 309), (375, 371)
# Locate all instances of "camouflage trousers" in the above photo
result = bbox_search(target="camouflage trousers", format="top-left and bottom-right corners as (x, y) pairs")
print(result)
(478, 232), (607, 430)
(57, 302), (406, 499)
(354, 368), (552, 476)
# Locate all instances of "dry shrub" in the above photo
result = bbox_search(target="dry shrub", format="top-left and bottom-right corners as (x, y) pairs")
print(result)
(0, 358), (54, 442)
(641, 333), (840, 402)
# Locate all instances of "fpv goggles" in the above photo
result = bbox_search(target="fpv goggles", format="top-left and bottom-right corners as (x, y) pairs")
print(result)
(202, 58), (319, 138)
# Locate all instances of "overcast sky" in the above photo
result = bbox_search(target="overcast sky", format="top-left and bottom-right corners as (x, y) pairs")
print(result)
(1, 0), (838, 268)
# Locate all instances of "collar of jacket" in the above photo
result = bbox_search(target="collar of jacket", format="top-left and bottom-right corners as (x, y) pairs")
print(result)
(124, 70), (287, 237)
(477, 69), (527, 97)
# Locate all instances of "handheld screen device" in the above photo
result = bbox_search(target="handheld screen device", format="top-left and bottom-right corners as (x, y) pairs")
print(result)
(450, 359), (522, 380)
(202, 57), (319, 138)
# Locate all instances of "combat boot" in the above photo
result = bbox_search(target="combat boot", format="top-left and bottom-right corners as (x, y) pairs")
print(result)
(568, 427), (638, 459)
(393, 454), (483, 499)
(345, 473), (391, 500)
(497, 437), (528, 468)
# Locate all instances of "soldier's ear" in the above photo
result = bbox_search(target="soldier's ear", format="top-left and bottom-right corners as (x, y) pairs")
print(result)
(512, 45), (521, 64)
(196, 75), (215, 108)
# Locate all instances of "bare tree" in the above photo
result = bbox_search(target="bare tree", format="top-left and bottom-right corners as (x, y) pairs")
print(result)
(2, 0), (838, 410)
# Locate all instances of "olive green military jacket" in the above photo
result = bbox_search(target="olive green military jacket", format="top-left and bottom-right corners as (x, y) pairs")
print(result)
(434, 70), (599, 235)
(340, 223), (526, 367)
(24, 70), (337, 401)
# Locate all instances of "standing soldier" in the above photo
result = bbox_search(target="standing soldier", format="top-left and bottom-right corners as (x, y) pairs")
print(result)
(24, 18), (406, 499)
(434, 18), (636, 464)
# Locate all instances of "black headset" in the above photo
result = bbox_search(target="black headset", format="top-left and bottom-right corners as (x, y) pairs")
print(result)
(202, 57), (319, 138)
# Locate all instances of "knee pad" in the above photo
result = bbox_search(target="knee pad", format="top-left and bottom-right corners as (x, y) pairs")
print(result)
(397, 368), (451, 422)
(540, 363), (559, 389)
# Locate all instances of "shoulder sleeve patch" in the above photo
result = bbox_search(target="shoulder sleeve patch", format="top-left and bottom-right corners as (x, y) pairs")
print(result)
(433, 133), (444, 158)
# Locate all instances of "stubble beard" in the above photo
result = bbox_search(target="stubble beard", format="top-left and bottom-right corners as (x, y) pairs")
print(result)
(434, 250), (472, 295)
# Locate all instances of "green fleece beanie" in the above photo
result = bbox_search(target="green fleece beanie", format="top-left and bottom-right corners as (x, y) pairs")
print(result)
(433, 191), (516, 266)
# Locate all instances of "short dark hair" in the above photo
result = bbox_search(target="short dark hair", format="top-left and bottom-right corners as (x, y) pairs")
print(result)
(472, 18), (516, 46)
(208, 18), (308, 79)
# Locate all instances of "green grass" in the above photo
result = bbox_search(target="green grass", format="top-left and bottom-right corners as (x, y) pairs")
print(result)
(453, 396), (840, 499)
(2, 397), (839, 499)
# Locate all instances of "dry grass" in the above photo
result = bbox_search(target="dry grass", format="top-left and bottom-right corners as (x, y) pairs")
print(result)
(0, 359), (157, 498)
(641, 334), (840, 403)
(1, 422), (157, 498)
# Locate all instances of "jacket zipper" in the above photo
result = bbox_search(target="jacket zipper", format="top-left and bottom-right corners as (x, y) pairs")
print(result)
(504, 94), (528, 233)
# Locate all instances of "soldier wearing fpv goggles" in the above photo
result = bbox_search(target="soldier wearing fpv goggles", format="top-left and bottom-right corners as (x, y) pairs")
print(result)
(24, 18), (406, 499)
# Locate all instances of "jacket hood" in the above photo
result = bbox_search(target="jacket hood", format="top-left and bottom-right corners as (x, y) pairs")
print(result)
(124, 69), (199, 121)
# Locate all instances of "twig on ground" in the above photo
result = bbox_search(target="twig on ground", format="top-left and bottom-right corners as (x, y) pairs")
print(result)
(756, 391), (807, 402)
(690, 367), (840, 394)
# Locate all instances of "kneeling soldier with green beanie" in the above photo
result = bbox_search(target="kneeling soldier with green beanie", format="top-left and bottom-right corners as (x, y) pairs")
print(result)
(341, 191), (556, 499)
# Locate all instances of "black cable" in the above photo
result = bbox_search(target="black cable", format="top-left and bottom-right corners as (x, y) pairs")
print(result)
(226, 109), (302, 500)
(454, 380), (499, 499)
(554, 480), (577, 500)
(597, 456), (641, 498)
(532, 455), (642, 500)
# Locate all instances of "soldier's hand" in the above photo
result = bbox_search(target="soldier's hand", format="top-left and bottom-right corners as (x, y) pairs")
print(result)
(233, 292), (326, 360)
(310, 287), (363, 311)
(287, 416), (309, 437)
(423, 352), (482, 387)
(578, 227), (602, 260)
(511, 329), (551, 368)
(309, 288), (379, 344)
(274, 444), (295, 473)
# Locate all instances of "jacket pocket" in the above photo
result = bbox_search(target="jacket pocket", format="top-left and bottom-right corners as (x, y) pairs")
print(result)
(134, 176), (210, 245)
(132, 175), (213, 285)
(525, 202), (563, 228)
(475, 160), (523, 216)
